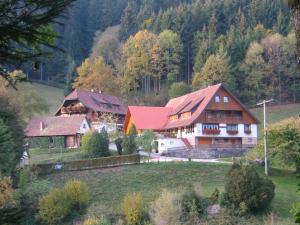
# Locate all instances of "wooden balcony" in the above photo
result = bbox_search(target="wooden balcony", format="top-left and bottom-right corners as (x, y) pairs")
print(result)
(204, 117), (243, 124)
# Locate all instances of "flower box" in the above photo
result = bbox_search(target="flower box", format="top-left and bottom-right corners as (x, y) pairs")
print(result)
(203, 129), (221, 135)
(227, 130), (238, 135)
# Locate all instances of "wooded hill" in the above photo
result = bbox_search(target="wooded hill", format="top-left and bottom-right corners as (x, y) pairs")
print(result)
(25, 0), (300, 106)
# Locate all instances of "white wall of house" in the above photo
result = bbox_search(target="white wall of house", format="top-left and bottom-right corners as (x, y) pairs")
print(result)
(77, 118), (90, 134)
(156, 138), (186, 154)
(92, 122), (117, 134)
(176, 123), (258, 145)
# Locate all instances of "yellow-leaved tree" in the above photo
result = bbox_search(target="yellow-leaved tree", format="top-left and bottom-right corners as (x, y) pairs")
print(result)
(73, 57), (122, 96)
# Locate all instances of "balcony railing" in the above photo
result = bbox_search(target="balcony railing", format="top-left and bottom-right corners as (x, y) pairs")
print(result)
(202, 129), (221, 135)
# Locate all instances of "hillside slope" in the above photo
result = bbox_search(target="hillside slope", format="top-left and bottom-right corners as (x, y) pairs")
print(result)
(251, 103), (300, 124)
(19, 82), (64, 115)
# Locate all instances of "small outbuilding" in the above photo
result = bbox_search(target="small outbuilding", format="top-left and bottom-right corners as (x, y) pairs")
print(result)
(25, 115), (90, 148)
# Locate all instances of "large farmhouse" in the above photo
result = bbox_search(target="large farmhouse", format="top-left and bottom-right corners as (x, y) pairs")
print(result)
(55, 89), (126, 132)
(124, 84), (259, 149)
(25, 89), (126, 148)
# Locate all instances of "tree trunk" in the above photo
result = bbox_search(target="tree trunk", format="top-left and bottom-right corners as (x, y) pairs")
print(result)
(291, 5), (300, 76)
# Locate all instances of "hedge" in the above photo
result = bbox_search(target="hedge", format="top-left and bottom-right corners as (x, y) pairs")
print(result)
(29, 154), (140, 174)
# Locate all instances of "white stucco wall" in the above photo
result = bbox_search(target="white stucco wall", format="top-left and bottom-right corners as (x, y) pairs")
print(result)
(176, 123), (258, 145)
(157, 138), (186, 154)
(77, 118), (90, 134)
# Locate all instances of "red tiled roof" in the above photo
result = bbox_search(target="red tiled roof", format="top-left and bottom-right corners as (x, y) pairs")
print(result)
(59, 89), (126, 115)
(125, 83), (259, 131)
(25, 115), (87, 137)
(127, 106), (172, 130)
(164, 84), (221, 129)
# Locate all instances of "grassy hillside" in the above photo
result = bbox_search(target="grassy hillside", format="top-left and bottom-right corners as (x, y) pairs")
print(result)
(43, 162), (296, 224)
(20, 82), (64, 114)
(251, 103), (300, 124)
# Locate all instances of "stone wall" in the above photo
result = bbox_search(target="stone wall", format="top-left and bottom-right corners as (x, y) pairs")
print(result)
(163, 147), (251, 159)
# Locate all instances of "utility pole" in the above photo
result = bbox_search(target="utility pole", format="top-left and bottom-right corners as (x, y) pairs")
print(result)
(257, 99), (273, 176)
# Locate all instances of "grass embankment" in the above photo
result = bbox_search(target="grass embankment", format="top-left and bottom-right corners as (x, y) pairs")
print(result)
(20, 82), (64, 114)
(42, 162), (298, 224)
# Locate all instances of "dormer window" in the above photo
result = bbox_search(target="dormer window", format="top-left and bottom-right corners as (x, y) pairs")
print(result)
(215, 95), (220, 102)
(224, 96), (229, 103)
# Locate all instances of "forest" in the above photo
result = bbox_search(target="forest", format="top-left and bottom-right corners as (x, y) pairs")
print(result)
(25, 0), (299, 106)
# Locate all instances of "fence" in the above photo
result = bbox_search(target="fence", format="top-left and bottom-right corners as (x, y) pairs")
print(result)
(29, 154), (140, 174)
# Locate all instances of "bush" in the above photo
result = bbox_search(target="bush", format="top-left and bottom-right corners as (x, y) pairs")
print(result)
(150, 190), (181, 225)
(115, 137), (123, 155)
(38, 188), (71, 224)
(0, 177), (15, 208)
(81, 130), (110, 157)
(168, 82), (191, 98)
(210, 188), (220, 204)
(122, 135), (137, 155)
(121, 192), (144, 225)
(83, 217), (111, 225)
(223, 163), (275, 214)
(180, 189), (209, 223)
(99, 128), (110, 157)
(38, 180), (89, 224)
(20, 179), (52, 211)
(63, 180), (90, 210)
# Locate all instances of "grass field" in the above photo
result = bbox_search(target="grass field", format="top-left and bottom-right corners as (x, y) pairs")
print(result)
(41, 162), (298, 224)
(20, 82), (64, 114)
(251, 103), (300, 124)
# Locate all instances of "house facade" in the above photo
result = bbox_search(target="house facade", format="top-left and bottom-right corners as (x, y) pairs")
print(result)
(55, 89), (126, 132)
(124, 84), (259, 149)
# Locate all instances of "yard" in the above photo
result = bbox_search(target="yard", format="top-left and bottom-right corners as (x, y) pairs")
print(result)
(40, 162), (298, 224)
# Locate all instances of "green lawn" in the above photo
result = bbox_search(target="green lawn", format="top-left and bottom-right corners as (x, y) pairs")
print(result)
(29, 148), (84, 164)
(41, 162), (298, 224)
(29, 148), (119, 164)
(20, 82), (64, 114)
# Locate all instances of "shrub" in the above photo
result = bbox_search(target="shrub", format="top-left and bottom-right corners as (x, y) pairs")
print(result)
(0, 177), (15, 208)
(83, 217), (111, 225)
(180, 189), (209, 223)
(63, 180), (90, 210)
(210, 188), (220, 204)
(38, 188), (70, 224)
(121, 192), (144, 225)
(122, 135), (137, 155)
(150, 189), (181, 225)
(20, 179), (51, 211)
(38, 180), (89, 224)
(81, 131), (95, 155)
(223, 163), (275, 214)
(81, 130), (110, 157)
(115, 137), (123, 155)
(99, 128), (110, 157)
(168, 82), (191, 98)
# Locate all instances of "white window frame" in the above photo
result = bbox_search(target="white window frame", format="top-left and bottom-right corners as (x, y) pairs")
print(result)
(224, 96), (229, 103)
(215, 95), (220, 102)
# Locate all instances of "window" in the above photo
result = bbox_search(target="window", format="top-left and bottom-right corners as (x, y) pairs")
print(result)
(215, 95), (220, 102)
(244, 124), (251, 133)
(203, 123), (219, 130)
(83, 124), (86, 129)
(227, 124), (238, 131)
(224, 96), (229, 103)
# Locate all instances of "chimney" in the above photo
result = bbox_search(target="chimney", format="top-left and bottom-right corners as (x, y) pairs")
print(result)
(40, 121), (45, 131)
